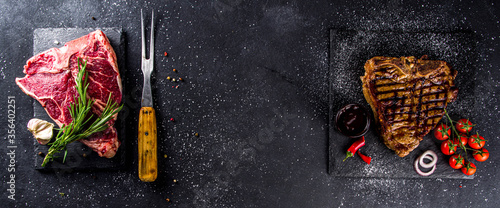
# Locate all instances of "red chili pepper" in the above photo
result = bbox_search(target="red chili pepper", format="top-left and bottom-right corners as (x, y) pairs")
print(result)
(343, 136), (365, 162)
(357, 151), (371, 164)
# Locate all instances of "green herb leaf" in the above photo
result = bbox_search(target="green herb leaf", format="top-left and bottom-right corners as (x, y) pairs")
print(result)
(41, 59), (122, 167)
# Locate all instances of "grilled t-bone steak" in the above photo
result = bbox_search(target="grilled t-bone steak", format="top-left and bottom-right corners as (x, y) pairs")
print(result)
(16, 30), (122, 158)
(361, 56), (458, 157)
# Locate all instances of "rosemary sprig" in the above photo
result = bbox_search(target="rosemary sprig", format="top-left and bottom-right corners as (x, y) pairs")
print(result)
(41, 59), (123, 167)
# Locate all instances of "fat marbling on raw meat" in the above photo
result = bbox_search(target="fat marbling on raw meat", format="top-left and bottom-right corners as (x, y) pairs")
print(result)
(16, 30), (122, 158)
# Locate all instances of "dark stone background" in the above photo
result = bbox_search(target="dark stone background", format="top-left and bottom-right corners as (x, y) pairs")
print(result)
(0, 0), (499, 207)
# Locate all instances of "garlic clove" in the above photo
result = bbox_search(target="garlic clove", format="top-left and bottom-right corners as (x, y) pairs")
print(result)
(27, 118), (54, 145)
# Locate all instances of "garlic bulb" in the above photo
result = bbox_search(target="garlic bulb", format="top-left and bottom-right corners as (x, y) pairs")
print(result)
(27, 118), (54, 145)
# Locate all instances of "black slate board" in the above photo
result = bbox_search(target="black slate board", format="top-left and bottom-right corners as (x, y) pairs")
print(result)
(328, 30), (476, 179)
(32, 28), (126, 171)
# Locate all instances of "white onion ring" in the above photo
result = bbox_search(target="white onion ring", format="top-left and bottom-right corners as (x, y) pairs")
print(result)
(418, 150), (438, 169)
(414, 150), (438, 176)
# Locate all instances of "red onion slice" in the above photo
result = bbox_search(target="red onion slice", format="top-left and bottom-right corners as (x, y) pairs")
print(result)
(419, 150), (438, 169)
(414, 150), (438, 176)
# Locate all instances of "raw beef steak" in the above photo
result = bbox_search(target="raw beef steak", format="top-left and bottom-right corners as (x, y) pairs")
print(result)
(16, 30), (122, 158)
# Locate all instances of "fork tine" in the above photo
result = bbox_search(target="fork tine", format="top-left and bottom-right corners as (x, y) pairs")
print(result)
(141, 9), (146, 60)
(149, 10), (154, 64)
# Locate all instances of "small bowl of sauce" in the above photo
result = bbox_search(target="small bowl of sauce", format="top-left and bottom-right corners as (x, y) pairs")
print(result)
(335, 104), (370, 138)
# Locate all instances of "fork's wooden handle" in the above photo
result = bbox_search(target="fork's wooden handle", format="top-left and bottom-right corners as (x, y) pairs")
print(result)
(138, 107), (157, 182)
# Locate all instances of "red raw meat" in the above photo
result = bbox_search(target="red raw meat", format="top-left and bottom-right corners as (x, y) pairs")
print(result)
(16, 30), (122, 158)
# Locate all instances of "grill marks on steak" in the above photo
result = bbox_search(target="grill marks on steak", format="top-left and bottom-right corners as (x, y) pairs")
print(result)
(15, 30), (122, 158)
(361, 56), (458, 157)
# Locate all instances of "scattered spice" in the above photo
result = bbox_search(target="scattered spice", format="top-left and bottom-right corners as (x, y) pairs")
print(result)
(195, 133), (199, 137)
(82, 153), (87, 158)
(38, 151), (45, 157)
(173, 179), (177, 183)
(173, 68), (177, 72)
(167, 76), (171, 80)
(172, 78), (176, 82)
(170, 118), (175, 122)
(91, 16), (96, 20)
(59, 192), (65, 197)
(164, 154), (168, 158)
(166, 198), (170, 202)
(164, 52), (168, 56)
(175, 85), (179, 89)
(178, 77), (183, 81)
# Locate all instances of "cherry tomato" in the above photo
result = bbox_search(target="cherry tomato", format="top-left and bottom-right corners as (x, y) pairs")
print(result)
(461, 162), (476, 175)
(449, 154), (464, 169)
(434, 123), (451, 140)
(441, 139), (457, 155)
(473, 148), (489, 162)
(468, 134), (486, 149)
(456, 119), (473, 134)
(453, 133), (468, 147)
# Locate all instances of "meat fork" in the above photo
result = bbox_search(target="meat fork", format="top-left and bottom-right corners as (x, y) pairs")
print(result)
(138, 9), (157, 182)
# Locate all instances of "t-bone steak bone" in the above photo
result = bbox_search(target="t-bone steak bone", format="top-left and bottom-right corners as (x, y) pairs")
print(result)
(16, 30), (122, 158)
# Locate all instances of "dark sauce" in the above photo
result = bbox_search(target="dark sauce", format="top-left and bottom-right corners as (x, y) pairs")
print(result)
(335, 104), (370, 138)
